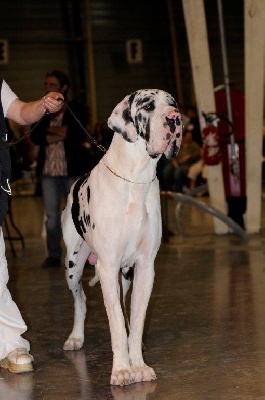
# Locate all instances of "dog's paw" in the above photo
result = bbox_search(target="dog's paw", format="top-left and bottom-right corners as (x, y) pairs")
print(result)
(63, 337), (84, 351)
(110, 368), (136, 386)
(132, 365), (157, 383)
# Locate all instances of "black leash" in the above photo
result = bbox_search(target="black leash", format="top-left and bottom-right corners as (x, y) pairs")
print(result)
(0, 100), (107, 153)
(0, 112), (47, 149)
(64, 102), (107, 153)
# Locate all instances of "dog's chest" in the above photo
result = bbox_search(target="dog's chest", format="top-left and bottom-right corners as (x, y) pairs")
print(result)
(70, 165), (161, 260)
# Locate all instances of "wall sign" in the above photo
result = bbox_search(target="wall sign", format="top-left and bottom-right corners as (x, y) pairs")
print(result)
(126, 39), (143, 64)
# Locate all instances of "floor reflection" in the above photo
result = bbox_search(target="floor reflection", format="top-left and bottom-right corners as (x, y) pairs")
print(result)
(1, 195), (265, 399)
(111, 381), (157, 400)
(64, 350), (92, 398)
(0, 370), (34, 400)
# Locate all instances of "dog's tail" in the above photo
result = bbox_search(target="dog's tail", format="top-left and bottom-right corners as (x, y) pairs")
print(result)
(87, 253), (99, 286)
(88, 267), (99, 287)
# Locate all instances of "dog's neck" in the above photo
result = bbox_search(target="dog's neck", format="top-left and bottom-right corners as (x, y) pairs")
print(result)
(102, 133), (159, 185)
(103, 162), (156, 184)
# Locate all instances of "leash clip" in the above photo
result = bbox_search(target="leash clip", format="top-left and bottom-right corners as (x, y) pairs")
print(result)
(97, 144), (107, 153)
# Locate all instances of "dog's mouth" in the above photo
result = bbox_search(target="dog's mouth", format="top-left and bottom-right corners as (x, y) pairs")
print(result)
(149, 153), (160, 159)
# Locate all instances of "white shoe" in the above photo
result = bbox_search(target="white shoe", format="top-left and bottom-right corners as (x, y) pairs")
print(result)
(0, 348), (34, 373)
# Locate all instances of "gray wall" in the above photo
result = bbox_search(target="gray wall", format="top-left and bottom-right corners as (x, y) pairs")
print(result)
(0, 1), (69, 102)
(0, 0), (244, 126)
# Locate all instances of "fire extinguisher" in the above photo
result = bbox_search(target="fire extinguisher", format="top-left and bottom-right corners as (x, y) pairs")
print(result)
(202, 111), (246, 230)
(201, 111), (231, 166)
(202, 117), (222, 166)
(202, 111), (235, 167)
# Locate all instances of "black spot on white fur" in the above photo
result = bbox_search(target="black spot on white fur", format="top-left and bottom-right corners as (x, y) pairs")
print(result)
(71, 173), (90, 239)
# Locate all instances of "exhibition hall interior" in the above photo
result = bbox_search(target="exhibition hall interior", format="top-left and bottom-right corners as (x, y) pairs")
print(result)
(1, 1), (265, 399)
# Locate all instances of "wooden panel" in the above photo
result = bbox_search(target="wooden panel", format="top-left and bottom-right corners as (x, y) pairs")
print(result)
(182, 0), (228, 234)
(245, 0), (265, 233)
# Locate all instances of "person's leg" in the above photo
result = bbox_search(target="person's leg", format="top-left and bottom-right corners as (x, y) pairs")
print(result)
(188, 160), (203, 191)
(42, 176), (62, 262)
(0, 228), (33, 372)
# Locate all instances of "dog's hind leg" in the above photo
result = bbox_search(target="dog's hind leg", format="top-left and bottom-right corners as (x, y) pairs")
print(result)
(120, 267), (133, 333)
(121, 267), (133, 303)
(63, 235), (90, 351)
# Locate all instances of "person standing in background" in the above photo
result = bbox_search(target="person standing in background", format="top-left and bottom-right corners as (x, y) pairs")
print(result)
(30, 70), (91, 269)
(0, 77), (63, 373)
(162, 129), (202, 193)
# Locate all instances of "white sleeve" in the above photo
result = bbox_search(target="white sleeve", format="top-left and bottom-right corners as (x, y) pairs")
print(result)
(1, 80), (18, 117)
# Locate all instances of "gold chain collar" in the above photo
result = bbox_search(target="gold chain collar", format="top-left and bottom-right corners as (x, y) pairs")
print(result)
(103, 162), (156, 184)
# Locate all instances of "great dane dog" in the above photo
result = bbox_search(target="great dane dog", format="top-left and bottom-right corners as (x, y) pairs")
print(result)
(62, 89), (182, 386)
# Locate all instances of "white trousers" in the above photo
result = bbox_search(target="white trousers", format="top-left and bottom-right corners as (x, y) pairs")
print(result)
(0, 228), (30, 359)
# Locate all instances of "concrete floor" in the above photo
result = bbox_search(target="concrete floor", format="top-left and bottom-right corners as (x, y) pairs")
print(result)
(1, 194), (265, 400)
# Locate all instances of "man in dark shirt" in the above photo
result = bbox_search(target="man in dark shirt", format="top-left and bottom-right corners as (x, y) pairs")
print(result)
(30, 70), (90, 268)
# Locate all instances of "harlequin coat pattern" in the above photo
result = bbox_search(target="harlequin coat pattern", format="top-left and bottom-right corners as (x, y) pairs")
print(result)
(62, 89), (182, 386)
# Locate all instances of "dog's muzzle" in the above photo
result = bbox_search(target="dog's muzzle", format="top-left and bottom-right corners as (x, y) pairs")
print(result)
(165, 109), (179, 132)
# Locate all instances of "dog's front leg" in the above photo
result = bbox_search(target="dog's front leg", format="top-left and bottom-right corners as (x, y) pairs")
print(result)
(99, 263), (134, 386)
(128, 262), (157, 383)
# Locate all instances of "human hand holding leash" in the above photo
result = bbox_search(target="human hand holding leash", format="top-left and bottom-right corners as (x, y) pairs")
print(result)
(43, 92), (64, 114)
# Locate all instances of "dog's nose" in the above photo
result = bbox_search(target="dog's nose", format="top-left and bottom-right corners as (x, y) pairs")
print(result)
(166, 109), (178, 120)
(165, 116), (176, 133)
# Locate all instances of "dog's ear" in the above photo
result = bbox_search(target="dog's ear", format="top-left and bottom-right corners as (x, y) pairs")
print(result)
(107, 94), (138, 143)
(164, 115), (183, 159)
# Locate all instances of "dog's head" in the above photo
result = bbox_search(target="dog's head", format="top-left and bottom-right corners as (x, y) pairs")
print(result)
(107, 89), (182, 159)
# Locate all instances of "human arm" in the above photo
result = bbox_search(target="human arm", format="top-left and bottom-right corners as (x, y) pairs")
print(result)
(31, 100), (89, 148)
(6, 93), (64, 125)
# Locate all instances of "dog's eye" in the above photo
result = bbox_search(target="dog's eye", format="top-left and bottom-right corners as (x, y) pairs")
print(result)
(143, 102), (154, 111)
